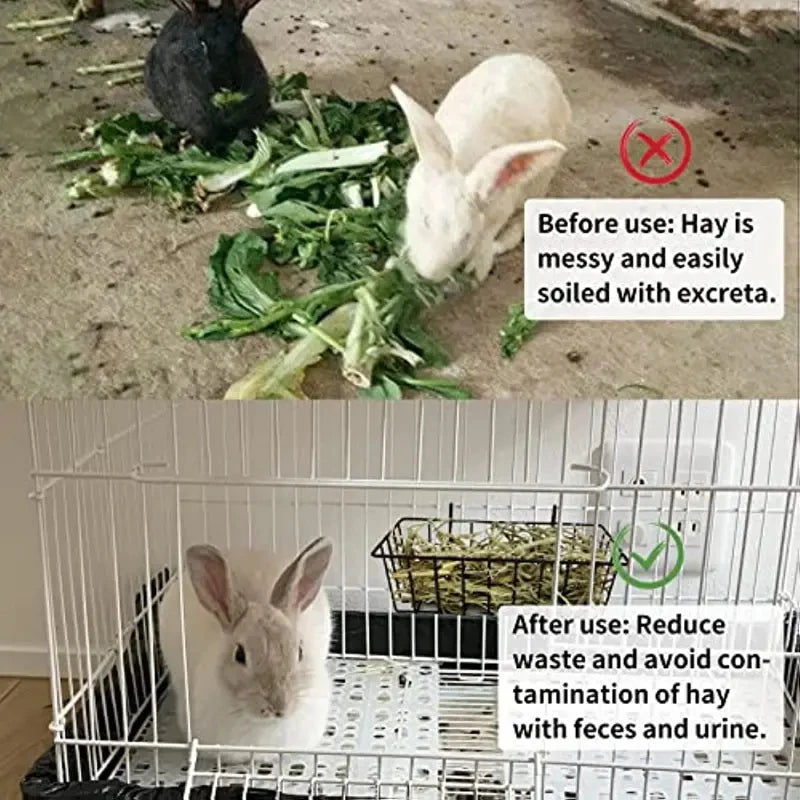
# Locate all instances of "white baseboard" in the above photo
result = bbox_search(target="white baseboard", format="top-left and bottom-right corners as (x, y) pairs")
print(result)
(0, 645), (51, 678)
(0, 645), (109, 680)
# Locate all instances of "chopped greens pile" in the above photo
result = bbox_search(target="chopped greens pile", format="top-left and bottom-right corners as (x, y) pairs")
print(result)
(55, 73), (535, 398)
(185, 229), (467, 398)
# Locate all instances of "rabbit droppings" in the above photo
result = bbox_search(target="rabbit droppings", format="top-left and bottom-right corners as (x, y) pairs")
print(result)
(159, 538), (334, 762)
(392, 53), (572, 284)
(145, 0), (271, 150)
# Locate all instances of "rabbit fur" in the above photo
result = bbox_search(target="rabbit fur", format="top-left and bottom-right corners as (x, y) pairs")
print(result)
(159, 537), (333, 762)
(144, 0), (271, 150)
(391, 53), (572, 283)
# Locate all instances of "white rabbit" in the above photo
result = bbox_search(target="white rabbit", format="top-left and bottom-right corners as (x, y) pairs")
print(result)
(391, 53), (572, 283)
(159, 537), (333, 762)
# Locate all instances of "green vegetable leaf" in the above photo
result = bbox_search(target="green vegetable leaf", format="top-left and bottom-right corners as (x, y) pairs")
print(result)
(87, 112), (175, 146)
(261, 199), (331, 225)
(358, 375), (404, 400)
(499, 303), (538, 359)
(398, 323), (450, 368)
(212, 89), (248, 109)
(358, 385), (391, 399)
(206, 231), (276, 318)
(380, 376), (404, 399)
(389, 374), (472, 399)
(271, 72), (310, 101)
(198, 130), (272, 194)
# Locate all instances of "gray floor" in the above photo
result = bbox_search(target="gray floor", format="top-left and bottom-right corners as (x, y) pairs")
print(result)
(0, 0), (797, 399)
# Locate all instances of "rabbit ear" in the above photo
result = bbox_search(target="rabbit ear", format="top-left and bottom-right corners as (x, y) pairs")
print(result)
(271, 537), (333, 615)
(466, 139), (566, 205)
(172, 0), (221, 14)
(232, 0), (262, 17)
(170, 0), (197, 12)
(390, 84), (452, 170)
(186, 545), (247, 631)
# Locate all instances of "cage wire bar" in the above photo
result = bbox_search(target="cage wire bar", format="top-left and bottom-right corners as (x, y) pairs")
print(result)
(23, 399), (800, 800)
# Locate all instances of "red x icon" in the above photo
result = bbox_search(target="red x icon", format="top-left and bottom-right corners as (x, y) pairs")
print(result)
(619, 117), (692, 185)
(637, 132), (673, 167)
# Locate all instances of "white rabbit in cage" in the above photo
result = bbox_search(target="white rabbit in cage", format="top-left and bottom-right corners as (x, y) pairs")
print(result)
(159, 537), (334, 762)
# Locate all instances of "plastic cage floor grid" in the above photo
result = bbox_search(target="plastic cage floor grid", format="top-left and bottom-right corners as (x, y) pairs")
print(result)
(116, 658), (800, 799)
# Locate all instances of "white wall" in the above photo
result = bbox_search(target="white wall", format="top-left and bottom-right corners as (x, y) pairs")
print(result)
(0, 401), (47, 675)
(0, 400), (165, 676)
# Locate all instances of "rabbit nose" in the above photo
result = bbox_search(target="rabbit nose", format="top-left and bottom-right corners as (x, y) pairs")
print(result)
(272, 700), (287, 716)
(272, 697), (290, 717)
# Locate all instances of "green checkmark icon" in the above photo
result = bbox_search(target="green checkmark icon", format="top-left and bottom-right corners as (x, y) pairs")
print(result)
(629, 540), (667, 571)
(612, 522), (685, 590)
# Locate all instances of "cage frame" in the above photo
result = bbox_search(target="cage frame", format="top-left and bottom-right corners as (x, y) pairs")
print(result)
(18, 398), (800, 800)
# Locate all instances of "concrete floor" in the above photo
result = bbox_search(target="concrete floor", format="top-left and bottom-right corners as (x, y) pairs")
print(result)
(0, 0), (797, 399)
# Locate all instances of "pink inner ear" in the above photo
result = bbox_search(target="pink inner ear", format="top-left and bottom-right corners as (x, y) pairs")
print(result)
(200, 557), (231, 622)
(296, 573), (317, 611)
(494, 152), (538, 191)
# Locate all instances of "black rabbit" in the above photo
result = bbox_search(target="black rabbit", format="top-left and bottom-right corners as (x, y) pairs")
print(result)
(144, 0), (271, 151)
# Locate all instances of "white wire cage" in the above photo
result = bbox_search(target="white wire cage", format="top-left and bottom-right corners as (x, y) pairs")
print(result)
(21, 398), (800, 800)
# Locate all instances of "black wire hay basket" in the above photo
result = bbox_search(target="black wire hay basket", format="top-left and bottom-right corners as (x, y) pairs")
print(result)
(371, 508), (622, 616)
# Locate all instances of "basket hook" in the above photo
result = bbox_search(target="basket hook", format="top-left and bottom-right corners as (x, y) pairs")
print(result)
(569, 462), (611, 493)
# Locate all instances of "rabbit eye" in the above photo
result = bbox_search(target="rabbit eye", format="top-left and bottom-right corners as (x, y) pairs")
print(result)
(298, 645), (303, 662)
(234, 644), (246, 665)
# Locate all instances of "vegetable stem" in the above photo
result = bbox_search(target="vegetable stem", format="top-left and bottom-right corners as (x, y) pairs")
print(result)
(342, 299), (374, 388)
(36, 26), (73, 41)
(77, 59), (146, 75)
(106, 71), (145, 87)
(271, 99), (308, 118)
(300, 88), (332, 147)
(224, 303), (356, 399)
(8, 15), (74, 30)
(288, 313), (346, 354)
